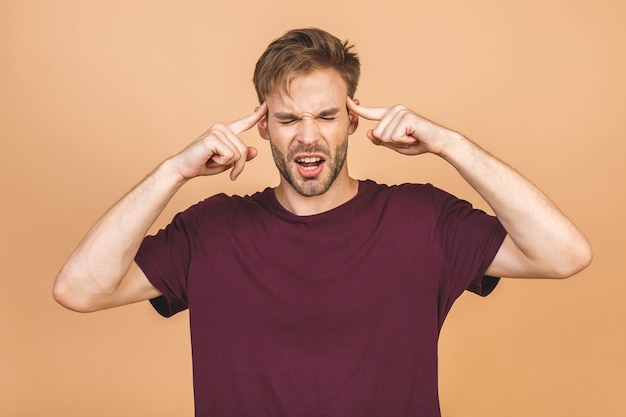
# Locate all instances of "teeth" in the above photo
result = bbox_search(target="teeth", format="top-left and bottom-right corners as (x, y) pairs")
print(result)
(297, 157), (322, 163)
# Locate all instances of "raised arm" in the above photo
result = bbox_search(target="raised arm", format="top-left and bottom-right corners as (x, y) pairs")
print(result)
(53, 103), (268, 312)
(347, 98), (592, 279)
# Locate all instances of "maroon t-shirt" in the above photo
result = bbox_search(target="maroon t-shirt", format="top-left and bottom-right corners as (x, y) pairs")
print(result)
(136, 180), (506, 417)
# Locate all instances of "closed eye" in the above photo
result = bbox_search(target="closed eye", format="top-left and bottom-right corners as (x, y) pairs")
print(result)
(272, 108), (341, 125)
(317, 108), (341, 121)
(276, 117), (334, 124)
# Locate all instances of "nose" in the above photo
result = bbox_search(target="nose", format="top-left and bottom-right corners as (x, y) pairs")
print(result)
(295, 117), (320, 146)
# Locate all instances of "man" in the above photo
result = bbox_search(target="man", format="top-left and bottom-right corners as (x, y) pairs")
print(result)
(53, 28), (592, 416)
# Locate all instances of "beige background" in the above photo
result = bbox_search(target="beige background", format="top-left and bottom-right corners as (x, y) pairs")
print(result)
(1, 0), (624, 415)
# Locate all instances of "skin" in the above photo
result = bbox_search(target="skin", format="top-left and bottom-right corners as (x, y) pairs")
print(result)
(257, 69), (359, 215)
(53, 68), (592, 313)
(52, 104), (269, 311)
(345, 98), (592, 278)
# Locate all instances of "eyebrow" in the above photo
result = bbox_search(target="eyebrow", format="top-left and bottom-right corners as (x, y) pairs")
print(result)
(273, 107), (342, 120)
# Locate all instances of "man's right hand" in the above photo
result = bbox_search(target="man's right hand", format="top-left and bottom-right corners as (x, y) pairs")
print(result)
(53, 103), (268, 312)
(171, 102), (268, 181)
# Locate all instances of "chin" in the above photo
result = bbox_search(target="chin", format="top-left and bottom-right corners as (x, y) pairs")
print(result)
(294, 180), (329, 197)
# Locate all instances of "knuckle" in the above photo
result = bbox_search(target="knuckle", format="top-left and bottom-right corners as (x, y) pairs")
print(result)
(212, 122), (227, 131)
(229, 148), (241, 160)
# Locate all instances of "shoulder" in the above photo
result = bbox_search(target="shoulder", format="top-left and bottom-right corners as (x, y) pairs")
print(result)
(371, 180), (477, 215)
(159, 189), (271, 236)
(186, 188), (272, 215)
(359, 179), (440, 205)
(359, 179), (427, 194)
(354, 180), (446, 224)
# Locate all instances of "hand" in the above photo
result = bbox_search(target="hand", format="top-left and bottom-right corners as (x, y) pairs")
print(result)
(347, 97), (453, 156)
(172, 102), (268, 181)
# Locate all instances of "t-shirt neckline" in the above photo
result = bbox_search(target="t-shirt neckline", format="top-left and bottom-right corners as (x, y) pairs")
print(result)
(258, 179), (374, 222)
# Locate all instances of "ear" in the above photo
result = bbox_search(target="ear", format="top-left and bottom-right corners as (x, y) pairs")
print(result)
(257, 114), (270, 140)
(348, 98), (360, 135)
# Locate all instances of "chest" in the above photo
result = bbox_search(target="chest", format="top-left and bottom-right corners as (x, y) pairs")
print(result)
(187, 212), (442, 343)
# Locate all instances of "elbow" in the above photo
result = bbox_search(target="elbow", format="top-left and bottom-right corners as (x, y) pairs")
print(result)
(552, 239), (593, 279)
(52, 285), (76, 312)
(52, 280), (88, 313)
(52, 270), (101, 313)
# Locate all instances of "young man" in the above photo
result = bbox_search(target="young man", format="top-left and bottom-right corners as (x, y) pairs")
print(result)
(53, 28), (592, 416)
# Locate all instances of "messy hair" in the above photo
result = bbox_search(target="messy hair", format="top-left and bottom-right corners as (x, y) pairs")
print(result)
(253, 28), (360, 103)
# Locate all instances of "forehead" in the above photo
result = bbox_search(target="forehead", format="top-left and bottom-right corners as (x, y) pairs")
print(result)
(266, 69), (347, 114)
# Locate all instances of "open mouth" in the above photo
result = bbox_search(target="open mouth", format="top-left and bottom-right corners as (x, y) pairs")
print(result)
(294, 155), (326, 178)
(296, 156), (325, 171)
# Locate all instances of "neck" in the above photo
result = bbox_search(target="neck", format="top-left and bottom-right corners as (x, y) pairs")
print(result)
(275, 175), (359, 216)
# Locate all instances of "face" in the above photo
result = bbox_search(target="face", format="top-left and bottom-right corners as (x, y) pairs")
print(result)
(258, 69), (358, 197)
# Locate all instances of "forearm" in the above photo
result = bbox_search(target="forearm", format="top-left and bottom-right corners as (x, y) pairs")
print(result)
(348, 99), (592, 277)
(440, 132), (592, 277)
(54, 160), (187, 306)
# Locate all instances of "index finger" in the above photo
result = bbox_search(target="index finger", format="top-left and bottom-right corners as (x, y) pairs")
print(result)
(347, 96), (389, 121)
(227, 102), (268, 135)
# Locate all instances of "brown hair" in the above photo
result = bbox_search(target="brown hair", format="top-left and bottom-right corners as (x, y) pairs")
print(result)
(253, 28), (360, 103)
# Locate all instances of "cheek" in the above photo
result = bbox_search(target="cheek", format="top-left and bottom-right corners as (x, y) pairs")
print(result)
(324, 121), (350, 136)
(267, 125), (298, 147)
(270, 125), (297, 139)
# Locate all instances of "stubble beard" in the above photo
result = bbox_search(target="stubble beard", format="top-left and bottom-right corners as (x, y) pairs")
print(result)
(270, 139), (349, 197)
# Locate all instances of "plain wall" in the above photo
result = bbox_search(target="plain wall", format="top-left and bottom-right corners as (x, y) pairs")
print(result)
(1, 0), (624, 415)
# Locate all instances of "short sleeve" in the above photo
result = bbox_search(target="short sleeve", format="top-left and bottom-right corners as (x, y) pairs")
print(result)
(135, 207), (199, 317)
(428, 184), (507, 303)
